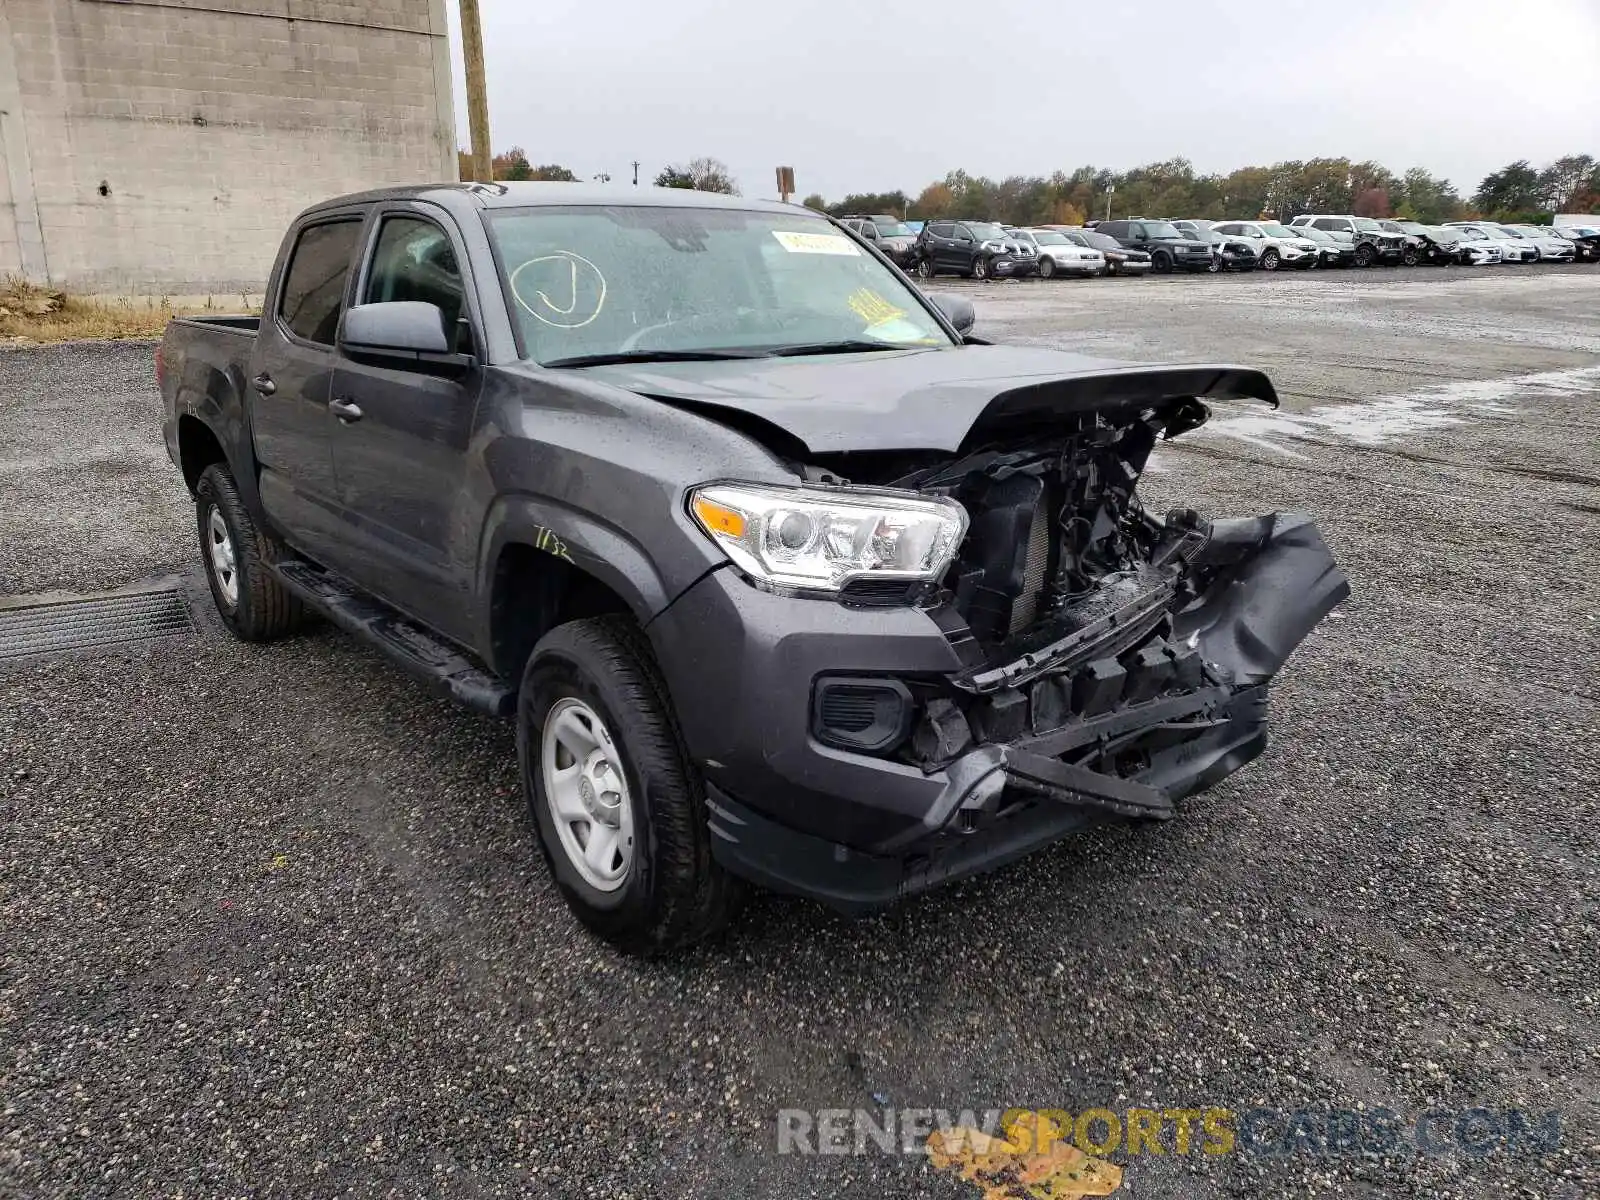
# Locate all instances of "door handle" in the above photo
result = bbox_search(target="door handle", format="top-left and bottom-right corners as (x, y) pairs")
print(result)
(252, 373), (276, 396)
(328, 397), (363, 423)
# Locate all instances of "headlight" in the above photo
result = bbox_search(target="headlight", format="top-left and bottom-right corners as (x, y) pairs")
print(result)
(689, 484), (968, 593)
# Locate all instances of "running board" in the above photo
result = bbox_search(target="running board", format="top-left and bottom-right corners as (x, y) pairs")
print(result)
(271, 559), (515, 717)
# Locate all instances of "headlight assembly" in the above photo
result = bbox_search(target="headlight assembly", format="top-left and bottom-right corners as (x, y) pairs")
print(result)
(689, 483), (968, 594)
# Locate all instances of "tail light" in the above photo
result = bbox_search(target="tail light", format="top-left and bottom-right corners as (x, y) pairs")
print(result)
(154, 345), (166, 389)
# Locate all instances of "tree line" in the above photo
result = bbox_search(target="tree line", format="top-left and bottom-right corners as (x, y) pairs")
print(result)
(462, 149), (741, 193)
(802, 154), (1600, 226)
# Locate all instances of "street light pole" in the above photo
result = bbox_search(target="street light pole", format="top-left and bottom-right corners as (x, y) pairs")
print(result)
(459, 0), (492, 182)
(632, 161), (640, 186)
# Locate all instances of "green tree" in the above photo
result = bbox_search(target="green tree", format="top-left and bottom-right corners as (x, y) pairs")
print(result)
(1537, 155), (1596, 210)
(1474, 160), (1542, 218)
(830, 191), (911, 217)
(655, 157), (739, 194)
(801, 193), (827, 210)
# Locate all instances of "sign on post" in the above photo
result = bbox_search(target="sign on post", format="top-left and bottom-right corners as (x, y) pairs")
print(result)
(776, 166), (795, 203)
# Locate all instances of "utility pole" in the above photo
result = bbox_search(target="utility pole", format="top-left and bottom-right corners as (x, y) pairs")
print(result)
(459, 0), (492, 182)
(632, 161), (640, 186)
(1104, 184), (1114, 223)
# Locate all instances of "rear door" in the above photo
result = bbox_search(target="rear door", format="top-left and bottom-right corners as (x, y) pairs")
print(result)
(250, 212), (367, 564)
(325, 203), (484, 642)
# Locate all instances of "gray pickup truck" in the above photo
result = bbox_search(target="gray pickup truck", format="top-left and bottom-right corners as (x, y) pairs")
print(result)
(159, 182), (1348, 954)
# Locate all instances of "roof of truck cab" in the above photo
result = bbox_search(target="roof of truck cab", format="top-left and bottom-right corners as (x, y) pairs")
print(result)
(304, 181), (805, 215)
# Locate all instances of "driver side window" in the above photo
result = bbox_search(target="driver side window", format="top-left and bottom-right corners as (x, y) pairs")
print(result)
(365, 215), (473, 354)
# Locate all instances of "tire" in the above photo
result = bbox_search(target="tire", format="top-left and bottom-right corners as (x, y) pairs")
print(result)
(1260, 248), (1280, 271)
(1038, 257), (1057, 279)
(518, 616), (741, 955)
(972, 256), (991, 281)
(915, 256), (936, 280)
(1206, 254), (1222, 274)
(1353, 243), (1376, 268)
(1106, 260), (1120, 276)
(194, 462), (306, 642)
(1151, 250), (1173, 274)
(1402, 246), (1420, 266)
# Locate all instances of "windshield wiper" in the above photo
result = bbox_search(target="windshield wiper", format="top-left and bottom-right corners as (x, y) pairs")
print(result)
(541, 349), (765, 369)
(759, 339), (923, 358)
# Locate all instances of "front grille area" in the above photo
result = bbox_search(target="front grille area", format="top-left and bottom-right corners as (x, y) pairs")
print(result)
(0, 590), (192, 661)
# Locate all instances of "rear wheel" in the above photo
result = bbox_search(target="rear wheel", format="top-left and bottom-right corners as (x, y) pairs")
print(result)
(194, 463), (306, 642)
(1260, 248), (1281, 271)
(1151, 250), (1173, 274)
(519, 616), (741, 954)
(1038, 257), (1057, 279)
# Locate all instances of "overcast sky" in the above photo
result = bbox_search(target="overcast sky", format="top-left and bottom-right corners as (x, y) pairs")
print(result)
(444, 0), (1599, 201)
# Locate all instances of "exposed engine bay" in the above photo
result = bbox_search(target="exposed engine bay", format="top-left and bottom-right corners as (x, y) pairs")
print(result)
(806, 395), (1350, 830)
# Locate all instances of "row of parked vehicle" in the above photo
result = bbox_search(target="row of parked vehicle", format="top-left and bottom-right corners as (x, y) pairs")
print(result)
(835, 212), (1600, 281)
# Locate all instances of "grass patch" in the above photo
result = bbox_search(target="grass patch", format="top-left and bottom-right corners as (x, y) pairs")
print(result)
(0, 276), (256, 344)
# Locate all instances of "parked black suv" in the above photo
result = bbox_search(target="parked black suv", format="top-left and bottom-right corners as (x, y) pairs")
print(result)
(1289, 216), (1405, 267)
(915, 220), (1032, 280)
(838, 213), (920, 269)
(1095, 219), (1214, 273)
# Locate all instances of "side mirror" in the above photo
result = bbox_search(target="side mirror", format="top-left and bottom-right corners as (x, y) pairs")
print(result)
(929, 293), (975, 335)
(341, 301), (451, 357)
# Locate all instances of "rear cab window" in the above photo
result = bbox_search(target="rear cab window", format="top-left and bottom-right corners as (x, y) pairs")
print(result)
(278, 219), (364, 345)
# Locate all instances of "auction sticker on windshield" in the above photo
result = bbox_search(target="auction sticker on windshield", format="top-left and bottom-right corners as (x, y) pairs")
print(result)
(772, 230), (861, 255)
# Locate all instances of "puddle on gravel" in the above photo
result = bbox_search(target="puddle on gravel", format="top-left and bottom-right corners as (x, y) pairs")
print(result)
(1196, 364), (1600, 457)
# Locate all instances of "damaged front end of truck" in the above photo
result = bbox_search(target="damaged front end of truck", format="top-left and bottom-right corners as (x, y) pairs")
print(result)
(798, 373), (1350, 856)
(640, 352), (1349, 909)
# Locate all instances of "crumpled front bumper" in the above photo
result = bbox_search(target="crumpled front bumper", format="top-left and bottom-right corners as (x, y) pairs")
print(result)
(648, 512), (1348, 913)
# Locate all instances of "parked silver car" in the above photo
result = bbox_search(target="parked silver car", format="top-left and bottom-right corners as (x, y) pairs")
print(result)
(1010, 228), (1107, 278)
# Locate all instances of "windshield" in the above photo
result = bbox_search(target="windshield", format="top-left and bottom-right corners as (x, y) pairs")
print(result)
(1030, 231), (1070, 245)
(1081, 231), (1120, 251)
(964, 222), (1009, 241)
(1296, 227), (1330, 243)
(1143, 221), (1185, 239)
(1493, 225), (1526, 238)
(1260, 224), (1299, 238)
(1352, 218), (1384, 232)
(872, 220), (915, 238)
(1395, 221), (1428, 234)
(1429, 227), (1461, 242)
(486, 205), (954, 364)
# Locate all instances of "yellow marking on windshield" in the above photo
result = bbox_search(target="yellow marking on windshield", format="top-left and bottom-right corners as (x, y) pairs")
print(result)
(848, 288), (906, 327)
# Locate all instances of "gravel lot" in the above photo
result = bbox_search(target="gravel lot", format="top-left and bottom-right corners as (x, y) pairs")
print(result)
(2, 267), (1597, 1199)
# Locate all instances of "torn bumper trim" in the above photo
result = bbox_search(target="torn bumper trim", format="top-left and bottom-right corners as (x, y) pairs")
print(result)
(706, 685), (1270, 915)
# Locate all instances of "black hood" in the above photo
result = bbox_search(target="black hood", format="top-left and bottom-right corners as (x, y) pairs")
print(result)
(574, 344), (1277, 454)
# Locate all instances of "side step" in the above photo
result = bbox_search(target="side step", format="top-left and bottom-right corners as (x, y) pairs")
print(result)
(272, 559), (515, 717)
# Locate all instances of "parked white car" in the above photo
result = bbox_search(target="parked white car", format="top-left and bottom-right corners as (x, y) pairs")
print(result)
(1011, 228), (1107, 278)
(1445, 222), (1539, 263)
(1212, 221), (1321, 270)
(1432, 227), (1502, 265)
(1506, 225), (1576, 262)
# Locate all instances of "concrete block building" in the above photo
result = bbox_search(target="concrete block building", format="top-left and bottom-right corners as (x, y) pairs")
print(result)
(0, 0), (456, 294)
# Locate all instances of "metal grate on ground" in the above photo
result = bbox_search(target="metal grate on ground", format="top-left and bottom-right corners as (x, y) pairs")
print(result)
(0, 590), (193, 661)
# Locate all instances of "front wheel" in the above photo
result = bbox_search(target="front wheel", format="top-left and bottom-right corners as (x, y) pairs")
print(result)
(519, 616), (741, 954)
(915, 256), (936, 280)
(194, 463), (306, 642)
(1402, 246), (1420, 266)
(1151, 250), (1173, 274)
(1353, 243), (1376, 267)
(971, 256), (992, 281)
(1260, 248), (1280, 271)
(1206, 254), (1223, 274)
(1038, 257), (1057, 279)
(1106, 259), (1120, 276)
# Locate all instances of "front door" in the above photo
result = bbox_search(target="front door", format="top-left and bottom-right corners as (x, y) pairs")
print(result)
(327, 207), (483, 644)
(250, 214), (366, 565)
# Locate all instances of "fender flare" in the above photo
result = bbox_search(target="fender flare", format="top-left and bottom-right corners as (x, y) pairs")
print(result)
(173, 358), (267, 523)
(475, 493), (674, 632)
